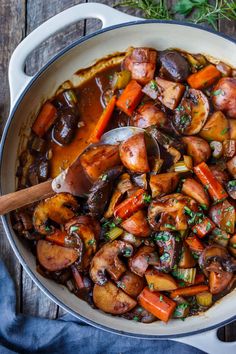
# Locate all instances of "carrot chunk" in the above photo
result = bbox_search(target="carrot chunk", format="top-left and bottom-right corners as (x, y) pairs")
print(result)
(192, 217), (215, 238)
(32, 102), (57, 137)
(185, 234), (204, 252)
(116, 80), (143, 116)
(170, 285), (209, 298)
(138, 287), (176, 322)
(187, 64), (221, 89)
(89, 95), (116, 143)
(114, 189), (147, 220)
(194, 162), (228, 202)
(45, 230), (67, 247)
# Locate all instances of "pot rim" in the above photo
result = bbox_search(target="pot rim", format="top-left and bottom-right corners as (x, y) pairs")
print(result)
(1, 19), (236, 339)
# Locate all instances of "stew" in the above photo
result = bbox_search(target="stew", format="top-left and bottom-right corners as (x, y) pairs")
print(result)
(12, 46), (236, 323)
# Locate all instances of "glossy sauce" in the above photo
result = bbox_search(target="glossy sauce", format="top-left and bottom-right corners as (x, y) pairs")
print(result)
(49, 64), (121, 178)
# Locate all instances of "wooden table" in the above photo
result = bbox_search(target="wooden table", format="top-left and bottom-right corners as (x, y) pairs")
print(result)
(0, 0), (235, 343)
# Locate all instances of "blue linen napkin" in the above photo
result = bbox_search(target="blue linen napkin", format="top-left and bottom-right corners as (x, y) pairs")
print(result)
(0, 259), (205, 354)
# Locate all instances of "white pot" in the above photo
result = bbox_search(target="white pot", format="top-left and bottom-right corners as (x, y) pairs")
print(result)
(0, 3), (236, 353)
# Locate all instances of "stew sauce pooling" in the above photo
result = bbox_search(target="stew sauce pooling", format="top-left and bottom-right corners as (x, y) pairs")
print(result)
(13, 47), (236, 323)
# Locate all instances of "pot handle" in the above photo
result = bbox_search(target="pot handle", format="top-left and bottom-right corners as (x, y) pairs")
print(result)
(8, 2), (139, 107)
(172, 328), (236, 354)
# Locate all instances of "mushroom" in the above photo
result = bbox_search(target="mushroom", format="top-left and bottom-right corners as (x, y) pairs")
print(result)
(154, 231), (182, 272)
(174, 89), (209, 135)
(129, 245), (159, 277)
(159, 50), (190, 82)
(87, 166), (123, 217)
(198, 245), (236, 273)
(90, 240), (133, 285)
(65, 217), (98, 269)
(93, 281), (137, 314)
(33, 193), (79, 234)
(148, 193), (198, 231)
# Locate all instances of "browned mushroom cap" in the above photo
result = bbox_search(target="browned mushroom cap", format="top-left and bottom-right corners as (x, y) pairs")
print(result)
(65, 217), (97, 270)
(148, 193), (198, 231)
(90, 240), (133, 285)
(33, 193), (79, 235)
(154, 231), (182, 272)
(198, 244), (236, 273)
(129, 245), (159, 277)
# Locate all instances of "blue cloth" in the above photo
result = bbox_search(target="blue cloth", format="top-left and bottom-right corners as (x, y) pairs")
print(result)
(0, 259), (205, 354)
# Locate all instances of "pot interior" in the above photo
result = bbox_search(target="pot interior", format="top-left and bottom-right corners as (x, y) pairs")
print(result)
(1, 22), (236, 337)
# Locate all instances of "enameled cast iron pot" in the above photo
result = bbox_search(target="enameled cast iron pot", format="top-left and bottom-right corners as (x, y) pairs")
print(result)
(1, 3), (236, 353)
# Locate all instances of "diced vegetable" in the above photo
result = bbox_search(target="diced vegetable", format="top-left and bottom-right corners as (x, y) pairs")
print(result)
(121, 210), (151, 237)
(170, 285), (209, 298)
(129, 245), (159, 277)
(229, 119), (236, 140)
(229, 234), (236, 257)
(45, 229), (67, 246)
(192, 217), (215, 238)
(209, 271), (233, 294)
(173, 160), (191, 173)
(142, 80), (159, 100)
(227, 156), (236, 178)
(178, 244), (196, 268)
(209, 228), (230, 247)
(149, 173), (179, 198)
(209, 199), (235, 234)
(116, 80), (143, 116)
(172, 268), (196, 284)
(105, 227), (123, 241)
(138, 287), (176, 322)
(173, 302), (190, 318)
(194, 273), (205, 285)
(194, 162), (228, 202)
(80, 144), (120, 182)
(212, 77), (236, 119)
(226, 180), (236, 200)
(118, 271), (145, 298)
(182, 136), (211, 166)
(182, 178), (209, 209)
(112, 70), (131, 90)
(37, 240), (79, 272)
(196, 291), (213, 307)
(223, 140), (236, 159)
(89, 95), (116, 143)
(210, 141), (223, 159)
(200, 111), (229, 142)
(131, 101), (167, 129)
(93, 281), (137, 314)
(104, 189), (122, 219)
(156, 77), (185, 110)
(114, 188), (147, 220)
(185, 234), (204, 253)
(187, 64), (221, 89)
(119, 132), (149, 173)
(32, 102), (57, 137)
(145, 269), (177, 291)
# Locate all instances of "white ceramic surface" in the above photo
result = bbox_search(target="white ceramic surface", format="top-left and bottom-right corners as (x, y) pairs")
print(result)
(1, 3), (236, 353)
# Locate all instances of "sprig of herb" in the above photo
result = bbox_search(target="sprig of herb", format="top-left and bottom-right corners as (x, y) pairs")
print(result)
(115, 0), (236, 31)
(116, 0), (172, 20)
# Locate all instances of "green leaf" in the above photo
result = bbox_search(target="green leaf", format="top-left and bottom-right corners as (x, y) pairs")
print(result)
(174, 0), (207, 15)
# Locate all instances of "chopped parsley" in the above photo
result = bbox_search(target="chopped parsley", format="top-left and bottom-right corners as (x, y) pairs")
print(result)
(117, 281), (126, 289)
(228, 180), (236, 187)
(149, 283), (154, 290)
(143, 193), (152, 203)
(150, 80), (158, 90)
(70, 225), (79, 233)
(155, 232), (170, 242)
(133, 316), (139, 322)
(232, 243), (236, 249)
(102, 220), (116, 229)
(123, 247), (132, 257)
(164, 223), (176, 230)
(212, 89), (224, 96)
(87, 239), (96, 246)
(159, 295), (163, 302)
(221, 127), (229, 135)
(206, 222), (212, 232)
(100, 174), (108, 181)
(45, 225), (52, 232)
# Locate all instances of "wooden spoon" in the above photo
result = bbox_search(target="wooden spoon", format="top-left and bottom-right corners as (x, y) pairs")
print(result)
(0, 127), (159, 215)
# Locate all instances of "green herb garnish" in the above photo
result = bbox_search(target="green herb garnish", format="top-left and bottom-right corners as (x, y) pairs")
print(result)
(70, 225), (79, 233)
(143, 193), (152, 203)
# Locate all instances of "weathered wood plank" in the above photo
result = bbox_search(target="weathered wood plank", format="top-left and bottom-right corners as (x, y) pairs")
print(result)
(0, 0), (26, 313)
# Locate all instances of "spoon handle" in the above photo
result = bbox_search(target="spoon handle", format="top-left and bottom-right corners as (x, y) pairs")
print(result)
(0, 180), (54, 215)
